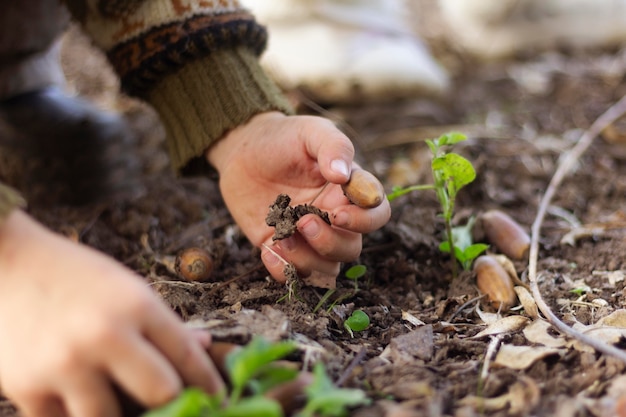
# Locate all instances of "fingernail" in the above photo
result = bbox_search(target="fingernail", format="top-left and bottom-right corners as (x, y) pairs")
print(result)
(279, 236), (297, 251)
(333, 211), (350, 228)
(262, 249), (280, 266)
(300, 218), (320, 239)
(330, 159), (350, 180)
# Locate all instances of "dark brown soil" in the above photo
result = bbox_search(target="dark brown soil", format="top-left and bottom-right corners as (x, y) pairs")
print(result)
(2, 12), (626, 417)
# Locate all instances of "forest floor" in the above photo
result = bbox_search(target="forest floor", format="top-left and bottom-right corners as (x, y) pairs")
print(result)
(2, 5), (626, 417)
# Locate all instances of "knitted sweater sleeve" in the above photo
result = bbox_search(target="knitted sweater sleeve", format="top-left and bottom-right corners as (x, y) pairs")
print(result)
(63, 0), (293, 172)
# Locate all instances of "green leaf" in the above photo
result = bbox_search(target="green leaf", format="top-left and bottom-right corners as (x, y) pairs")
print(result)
(213, 396), (283, 417)
(463, 243), (489, 262)
(344, 310), (370, 337)
(226, 337), (297, 394)
(437, 132), (467, 146)
(141, 388), (215, 417)
(345, 265), (367, 280)
(449, 216), (476, 252)
(431, 153), (476, 198)
(297, 363), (370, 417)
(248, 365), (299, 395)
(438, 240), (463, 259)
(425, 139), (437, 155)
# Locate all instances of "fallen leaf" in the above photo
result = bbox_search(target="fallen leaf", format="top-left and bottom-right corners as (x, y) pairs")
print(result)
(514, 286), (539, 319)
(596, 309), (626, 327)
(494, 343), (564, 370)
(458, 376), (540, 414)
(475, 304), (501, 325)
(401, 310), (426, 327)
(523, 319), (567, 348)
(471, 315), (531, 339)
(381, 325), (434, 363)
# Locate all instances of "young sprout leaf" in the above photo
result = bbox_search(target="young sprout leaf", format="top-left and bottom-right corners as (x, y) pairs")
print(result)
(463, 244), (490, 263)
(226, 337), (297, 398)
(247, 365), (299, 395)
(425, 139), (437, 155)
(344, 310), (370, 337)
(431, 153), (476, 198)
(437, 132), (468, 146)
(141, 388), (215, 417)
(345, 265), (367, 280)
(297, 363), (371, 417)
(213, 396), (284, 417)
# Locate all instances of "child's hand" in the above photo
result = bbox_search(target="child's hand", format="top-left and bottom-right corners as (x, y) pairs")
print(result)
(207, 112), (391, 282)
(0, 211), (225, 417)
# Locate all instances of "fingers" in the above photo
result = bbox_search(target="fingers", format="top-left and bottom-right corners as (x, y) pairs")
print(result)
(261, 214), (363, 282)
(262, 236), (342, 283)
(301, 117), (355, 184)
(62, 373), (120, 417)
(105, 329), (182, 408)
(331, 199), (392, 233)
(143, 308), (225, 395)
(17, 395), (65, 417)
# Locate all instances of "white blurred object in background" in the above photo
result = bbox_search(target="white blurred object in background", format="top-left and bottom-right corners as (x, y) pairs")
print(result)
(439, 0), (626, 59)
(241, 0), (449, 103)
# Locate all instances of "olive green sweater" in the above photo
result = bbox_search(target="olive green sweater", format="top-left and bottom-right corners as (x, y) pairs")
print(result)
(0, 0), (292, 223)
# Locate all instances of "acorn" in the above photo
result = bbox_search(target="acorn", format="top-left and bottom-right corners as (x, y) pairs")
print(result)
(341, 169), (385, 209)
(480, 209), (531, 260)
(473, 255), (517, 310)
(175, 247), (214, 282)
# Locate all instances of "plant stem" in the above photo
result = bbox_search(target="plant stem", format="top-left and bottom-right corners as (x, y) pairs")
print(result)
(444, 217), (458, 279)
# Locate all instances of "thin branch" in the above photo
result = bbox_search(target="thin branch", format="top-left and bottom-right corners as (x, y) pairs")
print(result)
(528, 94), (626, 363)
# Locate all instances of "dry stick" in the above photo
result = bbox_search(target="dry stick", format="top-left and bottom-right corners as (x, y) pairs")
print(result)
(528, 94), (626, 363)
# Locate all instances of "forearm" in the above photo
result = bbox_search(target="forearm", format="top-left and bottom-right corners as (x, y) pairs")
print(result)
(63, 0), (293, 172)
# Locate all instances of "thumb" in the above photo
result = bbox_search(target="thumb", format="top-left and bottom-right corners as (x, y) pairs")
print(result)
(303, 117), (355, 184)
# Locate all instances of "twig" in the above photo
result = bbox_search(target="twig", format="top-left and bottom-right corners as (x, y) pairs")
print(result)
(335, 346), (368, 387)
(480, 334), (503, 381)
(527, 94), (626, 363)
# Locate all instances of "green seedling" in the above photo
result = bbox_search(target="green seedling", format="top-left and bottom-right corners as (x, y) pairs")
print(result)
(345, 264), (367, 291)
(142, 337), (370, 417)
(387, 132), (477, 279)
(142, 337), (297, 417)
(313, 265), (368, 313)
(226, 337), (298, 402)
(296, 363), (371, 417)
(438, 216), (489, 271)
(343, 310), (370, 338)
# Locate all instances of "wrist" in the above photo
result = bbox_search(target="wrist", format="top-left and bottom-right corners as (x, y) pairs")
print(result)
(146, 48), (293, 173)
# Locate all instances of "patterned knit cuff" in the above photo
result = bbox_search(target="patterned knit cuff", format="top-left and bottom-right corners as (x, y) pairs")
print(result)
(0, 183), (26, 224)
(147, 47), (293, 173)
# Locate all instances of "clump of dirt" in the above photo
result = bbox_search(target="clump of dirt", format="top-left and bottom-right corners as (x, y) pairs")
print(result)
(265, 193), (331, 240)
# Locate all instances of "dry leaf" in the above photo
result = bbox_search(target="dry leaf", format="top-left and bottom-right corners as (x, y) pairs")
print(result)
(514, 286), (539, 319)
(523, 319), (567, 348)
(458, 376), (540, 413)
(381, 325), (434, 363)
(494, 343), (564, 370)
(401, 310), (426, 326)
(471, 315), (531, 339)
(475, 304), (501, 325)
(596, 309), (626, 327)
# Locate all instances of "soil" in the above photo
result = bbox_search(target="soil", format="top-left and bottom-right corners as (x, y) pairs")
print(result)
(2, 7), (626, 417)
